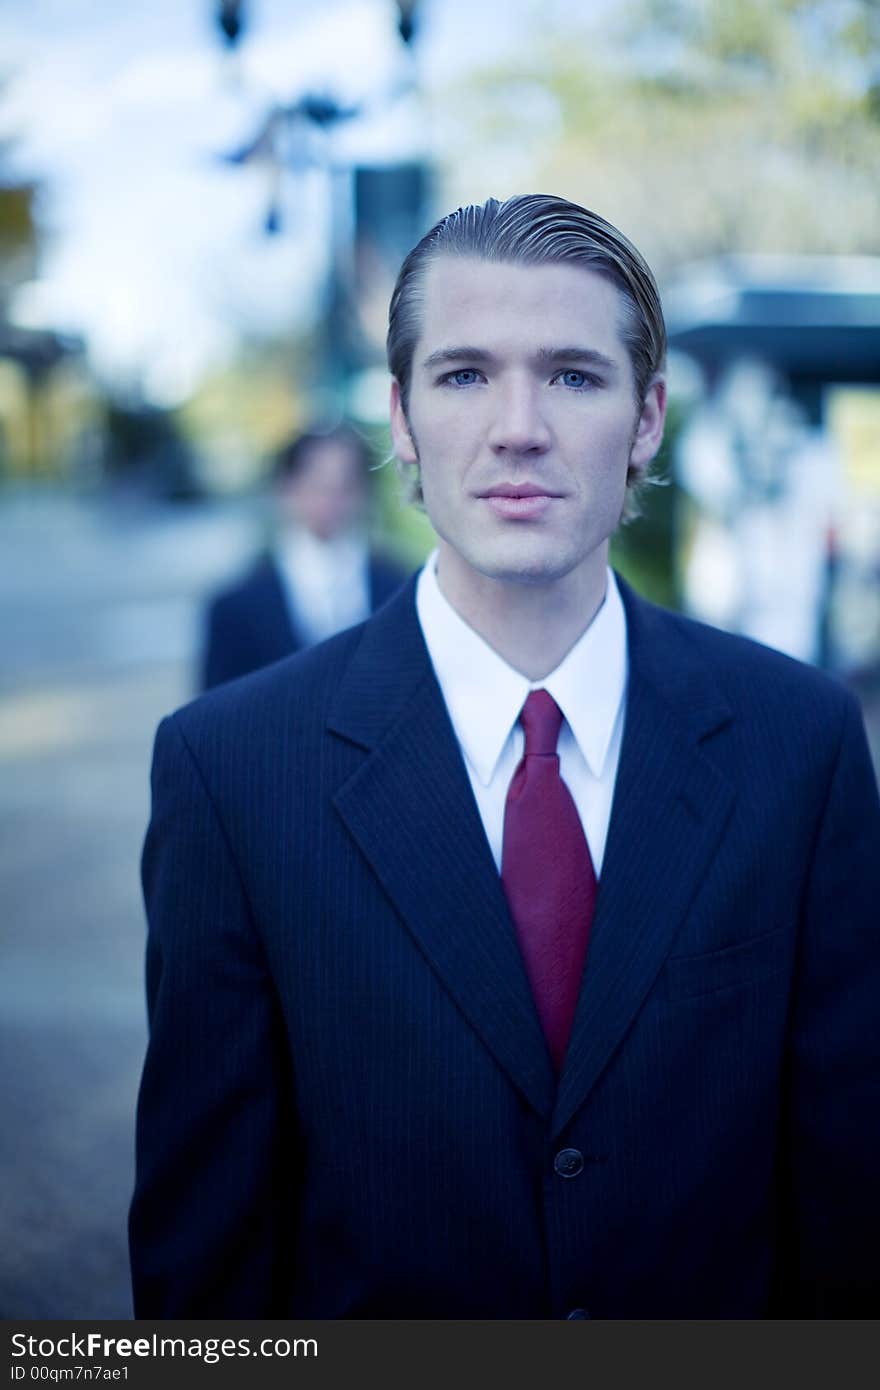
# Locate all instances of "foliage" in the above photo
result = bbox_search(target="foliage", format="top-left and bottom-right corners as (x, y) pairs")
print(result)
(438, 0), (880, 274)
(611, 396), (686, 609)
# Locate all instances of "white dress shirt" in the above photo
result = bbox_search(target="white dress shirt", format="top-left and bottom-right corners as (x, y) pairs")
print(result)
(415, 553), (628, 877)
(276, 526), (371, 646)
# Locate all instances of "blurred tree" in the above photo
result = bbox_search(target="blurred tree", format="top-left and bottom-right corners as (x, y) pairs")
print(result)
(0, 72), (41, 310)
(439, 0), (880, 275)
(1, 115), (84, 482)
(0, 180), (38, 312)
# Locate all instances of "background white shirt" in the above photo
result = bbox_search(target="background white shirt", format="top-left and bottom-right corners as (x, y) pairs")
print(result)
(415, 553), (628, 876)
(276, 526), (371, 646)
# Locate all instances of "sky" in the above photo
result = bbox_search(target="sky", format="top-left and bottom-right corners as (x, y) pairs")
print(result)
(0, 0), (589, 402)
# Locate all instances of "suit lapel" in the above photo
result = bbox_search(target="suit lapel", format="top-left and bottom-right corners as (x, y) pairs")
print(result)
(328, 580), (557, 1122)
(552, 579), (736, 1138)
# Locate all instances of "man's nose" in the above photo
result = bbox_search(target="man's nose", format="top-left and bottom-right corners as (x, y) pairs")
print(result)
(487, 380), (552, 455)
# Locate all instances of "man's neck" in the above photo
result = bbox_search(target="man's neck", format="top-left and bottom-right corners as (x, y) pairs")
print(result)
(434, 543), (609, 681)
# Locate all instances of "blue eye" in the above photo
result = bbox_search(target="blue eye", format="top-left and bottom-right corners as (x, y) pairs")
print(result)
(559, 370), (588, 388)
(436, 366), (481, 389)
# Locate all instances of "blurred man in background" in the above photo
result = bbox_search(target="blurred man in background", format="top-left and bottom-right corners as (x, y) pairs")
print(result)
(200, 423), (407, 689)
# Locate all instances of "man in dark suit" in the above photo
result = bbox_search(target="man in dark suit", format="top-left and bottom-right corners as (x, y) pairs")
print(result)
(130, 194), (880, 1318)
(200, 424), (406, 689)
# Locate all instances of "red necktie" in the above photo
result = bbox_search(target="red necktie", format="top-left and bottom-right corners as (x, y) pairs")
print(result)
(501, 689), (597, 1071)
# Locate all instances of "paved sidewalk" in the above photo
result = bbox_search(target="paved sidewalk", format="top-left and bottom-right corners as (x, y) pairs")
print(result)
(0, 491), (260, 1318)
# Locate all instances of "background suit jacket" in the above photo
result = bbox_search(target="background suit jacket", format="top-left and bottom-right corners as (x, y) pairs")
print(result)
(199, 549), (407, 690)
(131, 573), (880, 1318)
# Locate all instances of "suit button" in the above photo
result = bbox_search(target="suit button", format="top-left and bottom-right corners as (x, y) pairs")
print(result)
(554, 1147), (584, 1178)
(567, 1308), (590, 1319)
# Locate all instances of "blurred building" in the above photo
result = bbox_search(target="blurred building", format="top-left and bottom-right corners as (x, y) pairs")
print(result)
(666, 256), (880, 677)
(1, 180), (100, 484)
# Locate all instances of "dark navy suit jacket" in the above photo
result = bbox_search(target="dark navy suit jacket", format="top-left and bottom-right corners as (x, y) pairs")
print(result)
(131, 574), (880, 1318)
(200, 550), (407, 690)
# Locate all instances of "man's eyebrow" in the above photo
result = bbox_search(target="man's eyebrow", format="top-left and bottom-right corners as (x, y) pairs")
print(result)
(420, 347), (495, 370)
(536, 346), (619, 371)
(419, 345), (620, 372)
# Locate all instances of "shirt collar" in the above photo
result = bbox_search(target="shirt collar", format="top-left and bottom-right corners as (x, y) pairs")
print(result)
(415, 551), (628, 786)
(277, 524), (365, 571)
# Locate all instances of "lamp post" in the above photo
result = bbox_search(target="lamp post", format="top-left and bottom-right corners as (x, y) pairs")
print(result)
(213, 2), (428, 402)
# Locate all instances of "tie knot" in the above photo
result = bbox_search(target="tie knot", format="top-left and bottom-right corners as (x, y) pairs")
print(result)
(519, 689), (563, 757)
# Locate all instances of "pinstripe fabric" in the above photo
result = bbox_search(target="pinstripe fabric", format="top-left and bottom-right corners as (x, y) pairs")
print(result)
(131, 574), (880, 1318)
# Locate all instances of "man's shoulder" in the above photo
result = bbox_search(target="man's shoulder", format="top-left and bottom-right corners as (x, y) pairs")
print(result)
(177, 570), (420, 744)
(175, 617), (370, 745)
(206, 553), (279, 612)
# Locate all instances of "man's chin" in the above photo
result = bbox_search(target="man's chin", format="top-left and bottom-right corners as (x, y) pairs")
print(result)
(436, 528), (604, 596)
(469, 546), (581, 589)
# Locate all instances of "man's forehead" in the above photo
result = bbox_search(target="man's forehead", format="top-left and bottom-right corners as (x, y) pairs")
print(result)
(416, 254), (627, 350)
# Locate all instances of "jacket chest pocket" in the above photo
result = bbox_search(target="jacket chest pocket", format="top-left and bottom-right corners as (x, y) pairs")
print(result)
(662, 926), (789, 1001)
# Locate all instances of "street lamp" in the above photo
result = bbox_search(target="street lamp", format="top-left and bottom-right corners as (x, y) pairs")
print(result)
(217, 1), (245, 48)
(212, 0), (429, 394)
(395, 2), (419, 46)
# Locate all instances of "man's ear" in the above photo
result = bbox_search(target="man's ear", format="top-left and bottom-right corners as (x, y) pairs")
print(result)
(390, 380), (418, 465)
(628, 375), (667, 477)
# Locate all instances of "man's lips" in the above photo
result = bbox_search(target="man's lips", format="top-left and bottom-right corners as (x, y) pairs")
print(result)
(476, 484), (563, 519)
(478, 482), (562, 499)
